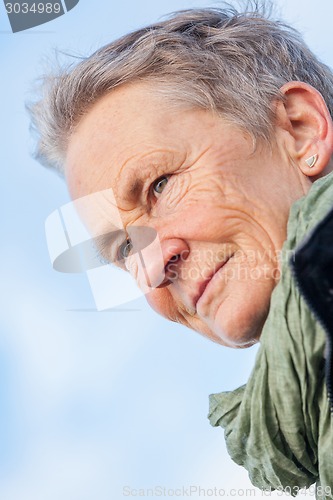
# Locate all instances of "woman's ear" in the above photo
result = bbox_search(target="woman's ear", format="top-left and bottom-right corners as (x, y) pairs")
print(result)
(275, 81), (333, 177)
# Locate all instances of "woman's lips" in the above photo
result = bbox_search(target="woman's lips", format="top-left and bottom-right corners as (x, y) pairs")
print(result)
(194, 257), (231, 311)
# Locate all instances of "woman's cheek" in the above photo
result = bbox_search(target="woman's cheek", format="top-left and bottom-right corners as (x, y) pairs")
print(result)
(125, 254), (137, 275)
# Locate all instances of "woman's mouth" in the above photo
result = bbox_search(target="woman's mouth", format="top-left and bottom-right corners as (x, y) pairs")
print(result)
(193, 256), (232, 311)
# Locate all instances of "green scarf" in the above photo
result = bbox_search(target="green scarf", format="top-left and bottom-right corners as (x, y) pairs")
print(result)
(208, 172), (333, 499)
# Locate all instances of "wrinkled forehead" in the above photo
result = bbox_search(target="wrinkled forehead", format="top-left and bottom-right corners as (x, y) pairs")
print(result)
(71, 187), (123, 236)
(65, 82), (178, 199)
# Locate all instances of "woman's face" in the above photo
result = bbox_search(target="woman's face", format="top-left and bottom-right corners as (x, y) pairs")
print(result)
(66, 82), (310, 347)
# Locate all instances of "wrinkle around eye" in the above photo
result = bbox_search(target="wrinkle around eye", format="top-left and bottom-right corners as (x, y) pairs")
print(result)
(164, 172), (190, 211)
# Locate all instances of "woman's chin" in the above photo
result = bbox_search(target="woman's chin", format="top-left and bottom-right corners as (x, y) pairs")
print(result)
(205, 304), (267, 348)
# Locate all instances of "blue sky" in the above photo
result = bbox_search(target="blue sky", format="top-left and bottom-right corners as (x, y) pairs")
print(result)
(1, 1), (333, 499)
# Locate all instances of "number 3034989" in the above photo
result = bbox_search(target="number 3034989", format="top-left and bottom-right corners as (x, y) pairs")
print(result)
(5, 3), (61, 14)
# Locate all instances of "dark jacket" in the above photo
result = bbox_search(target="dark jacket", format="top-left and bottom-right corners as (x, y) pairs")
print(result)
(291, 203), (333, 410)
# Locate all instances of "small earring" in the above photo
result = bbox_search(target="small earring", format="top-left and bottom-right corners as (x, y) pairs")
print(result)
(305, 154), (318, 168)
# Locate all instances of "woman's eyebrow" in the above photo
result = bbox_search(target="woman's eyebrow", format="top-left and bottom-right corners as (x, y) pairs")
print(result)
(127, 178), (143, 201)
(121, 153), (169, 202)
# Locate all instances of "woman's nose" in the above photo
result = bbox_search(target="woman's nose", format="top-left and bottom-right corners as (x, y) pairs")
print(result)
(154, 238), (190, 288)
(129, 227), (189, 289)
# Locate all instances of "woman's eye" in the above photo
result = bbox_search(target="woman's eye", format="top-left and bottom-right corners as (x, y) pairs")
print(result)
(152, 176), (169, 195)
(118, 238), (133, 260)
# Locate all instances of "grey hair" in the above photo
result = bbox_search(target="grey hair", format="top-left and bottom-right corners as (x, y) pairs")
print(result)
(28, 1), (333, 174)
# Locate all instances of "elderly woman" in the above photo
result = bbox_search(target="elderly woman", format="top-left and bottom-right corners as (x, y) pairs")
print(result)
(29, 4), (333, 498)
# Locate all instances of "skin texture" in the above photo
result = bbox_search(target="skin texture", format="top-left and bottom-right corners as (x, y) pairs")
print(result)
(65, 81), (333, 348)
